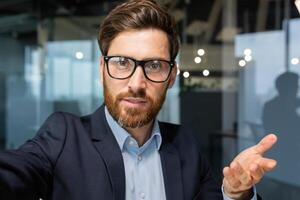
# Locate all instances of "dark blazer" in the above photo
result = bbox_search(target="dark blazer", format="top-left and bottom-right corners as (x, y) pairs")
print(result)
(0, 105), (223, 200)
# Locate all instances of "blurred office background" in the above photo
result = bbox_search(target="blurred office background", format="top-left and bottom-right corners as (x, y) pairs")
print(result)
(0, 0), (300, 199)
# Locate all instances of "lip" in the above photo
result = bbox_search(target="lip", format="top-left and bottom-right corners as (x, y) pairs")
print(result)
(121, 97), (147, 107)
(123, 97), (146, 103)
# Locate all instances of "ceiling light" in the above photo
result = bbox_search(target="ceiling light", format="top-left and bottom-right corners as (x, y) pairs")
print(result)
(194, 56), (202, 64)
(203, 69), (210, 77)
(291, 58), (299, 65)
(75, 51), (84, 60)
(239, 60), (247, 67)
(244, 48), (252, 56)
(183, 71), (190, 78)
(197, 49), (205, 56)
(245, 55), (252, 62)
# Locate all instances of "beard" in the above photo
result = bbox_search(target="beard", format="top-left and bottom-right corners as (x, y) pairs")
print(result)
(103, 77), (167, 129)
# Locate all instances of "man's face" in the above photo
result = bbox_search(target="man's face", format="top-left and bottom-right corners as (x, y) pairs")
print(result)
(101, 28), (177, 128)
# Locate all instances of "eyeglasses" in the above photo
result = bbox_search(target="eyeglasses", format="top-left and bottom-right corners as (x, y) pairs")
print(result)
(103, 56), (175, 83)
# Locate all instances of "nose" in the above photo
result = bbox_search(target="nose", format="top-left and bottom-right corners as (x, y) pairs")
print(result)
(127, 66), (147, 90)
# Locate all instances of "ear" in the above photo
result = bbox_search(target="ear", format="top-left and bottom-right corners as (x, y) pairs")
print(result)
(167, 63), (178, 89)
(99, 56), (105, 84)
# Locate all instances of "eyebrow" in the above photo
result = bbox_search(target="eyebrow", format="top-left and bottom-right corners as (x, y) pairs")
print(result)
(144, 57), (170, 61)
(108, 55), (170, 61)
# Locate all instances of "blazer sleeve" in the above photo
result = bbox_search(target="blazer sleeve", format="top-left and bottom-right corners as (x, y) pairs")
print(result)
(0, 112), (68, 200)
(193, 153), (223, 200)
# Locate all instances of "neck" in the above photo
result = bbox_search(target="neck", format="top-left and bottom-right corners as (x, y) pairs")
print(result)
(125, 120), (154, 147)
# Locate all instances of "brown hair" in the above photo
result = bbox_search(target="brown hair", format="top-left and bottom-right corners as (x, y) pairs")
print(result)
(98, 0), (180, 60)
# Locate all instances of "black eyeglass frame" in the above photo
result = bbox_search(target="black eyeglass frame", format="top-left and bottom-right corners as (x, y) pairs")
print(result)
(103, 55), (175, 83)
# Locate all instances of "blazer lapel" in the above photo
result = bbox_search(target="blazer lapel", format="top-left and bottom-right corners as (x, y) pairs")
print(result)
(88, 106), (184, 200)
(159, 123), (184, 200)
(90, 105), (125, 200)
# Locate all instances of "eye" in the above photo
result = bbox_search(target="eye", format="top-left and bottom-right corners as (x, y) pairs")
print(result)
(145, 60), (162, 71)
(117, 57), (130, 66)
(109, 57), (132, 70)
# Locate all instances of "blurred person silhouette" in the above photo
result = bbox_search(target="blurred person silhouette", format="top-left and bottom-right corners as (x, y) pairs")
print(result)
(262, 71), (300, 181)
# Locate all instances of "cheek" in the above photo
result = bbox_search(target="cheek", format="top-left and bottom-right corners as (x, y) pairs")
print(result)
(104, 76), (128, 97)
(148, 84), (168, 100)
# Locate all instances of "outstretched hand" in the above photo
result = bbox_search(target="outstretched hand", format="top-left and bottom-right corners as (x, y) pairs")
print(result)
(222, 134), (277, 200)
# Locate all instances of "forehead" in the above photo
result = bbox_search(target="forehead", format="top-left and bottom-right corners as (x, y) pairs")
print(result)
(107, 28), (170, 60)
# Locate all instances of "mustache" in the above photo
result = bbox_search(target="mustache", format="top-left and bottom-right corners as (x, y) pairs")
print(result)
(116, 88), (147, 100)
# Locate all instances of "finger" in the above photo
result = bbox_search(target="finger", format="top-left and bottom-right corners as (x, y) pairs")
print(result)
(223, 178), (238, 195)
(249, 163), (264, 183)
(230, 161), (253, 187)
(252, 134), (277, 155)
(223, 166), (242, 189)
(258, 158), (277, 172)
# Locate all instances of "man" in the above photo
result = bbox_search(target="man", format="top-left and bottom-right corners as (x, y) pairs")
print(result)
(0, 0), (277, 199)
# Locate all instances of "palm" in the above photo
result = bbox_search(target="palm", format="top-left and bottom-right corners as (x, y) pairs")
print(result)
(222, 134), (277, 199)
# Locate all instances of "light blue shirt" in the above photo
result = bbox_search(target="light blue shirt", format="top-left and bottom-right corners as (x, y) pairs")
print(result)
(105, 107), (166, 200)
(105, 107), (257, 200)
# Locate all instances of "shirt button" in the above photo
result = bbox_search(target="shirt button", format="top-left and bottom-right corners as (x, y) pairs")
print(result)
(138, 155), (142, 161)
(140, 192), (146, 199)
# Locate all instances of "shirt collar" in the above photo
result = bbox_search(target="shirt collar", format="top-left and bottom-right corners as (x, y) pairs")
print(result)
(104, 106), (162, 152)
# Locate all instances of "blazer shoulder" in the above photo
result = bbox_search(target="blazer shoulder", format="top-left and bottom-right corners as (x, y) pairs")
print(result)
(31, 112), (86, 165)
(38, 112), (68, 133)
(158, 121), (181, 132)
(158, 121), (198, 146)
(43, 111), (91, 127)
